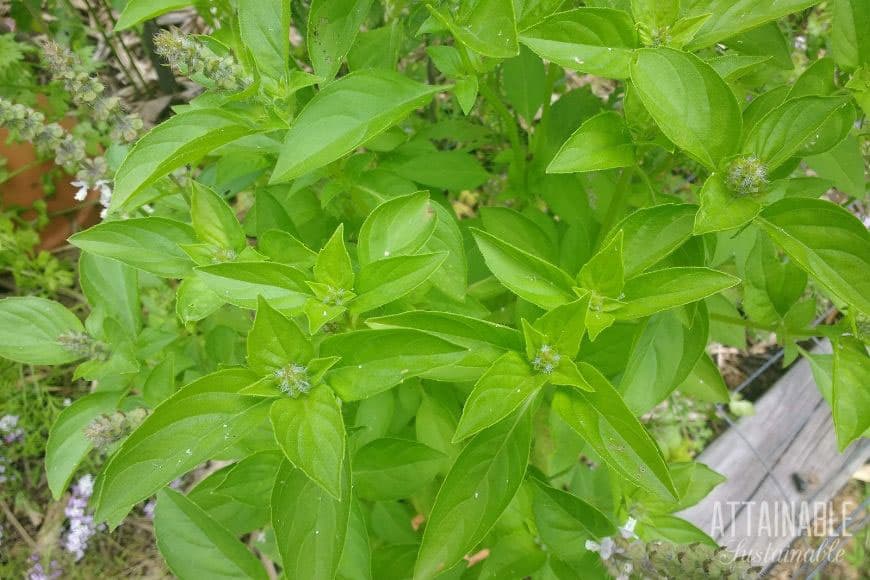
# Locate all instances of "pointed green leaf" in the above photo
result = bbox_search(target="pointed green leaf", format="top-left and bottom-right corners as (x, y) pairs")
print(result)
(548, 111), (635, 174)
(154, 488), (268, 580)
(70, 218), (197, 278)
(271, 70), (441, 182)
(553, 363), (677, 500)
(270, 386), (345, 498)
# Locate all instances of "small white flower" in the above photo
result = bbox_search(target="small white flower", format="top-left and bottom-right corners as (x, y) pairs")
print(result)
(95, 180), (112, 208)
(71, 180), (89, 202)
(619, 517), (638, 539)
(586, 536), (615, 560)
(0, 415), (18, 432)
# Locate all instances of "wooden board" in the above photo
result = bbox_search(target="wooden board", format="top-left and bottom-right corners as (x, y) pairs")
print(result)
(678, 342), (869, 568)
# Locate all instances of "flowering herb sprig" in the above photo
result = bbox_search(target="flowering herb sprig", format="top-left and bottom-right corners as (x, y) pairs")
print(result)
(40, 41), (143, 143)
(154, 28), (251, 92)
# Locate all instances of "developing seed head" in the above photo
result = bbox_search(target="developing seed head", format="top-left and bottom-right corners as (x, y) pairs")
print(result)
(84, 408), (149, 449)
(726, 155), (768, 196)
(75, 156), (109, 188)
(531, 344), (561, 375)
(210, 246), (238, 263)
(274, 363), (312, 398)
(56, 331), (92, 357)
(110, 113), (144, 142)
(154, 28), (250, 91)
(33, 123), (65, 152)
(54, 134), (86, 172)
(323, 286), (350, 307)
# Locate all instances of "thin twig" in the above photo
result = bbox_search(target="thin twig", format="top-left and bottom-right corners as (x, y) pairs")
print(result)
(0, 498), (38, 550)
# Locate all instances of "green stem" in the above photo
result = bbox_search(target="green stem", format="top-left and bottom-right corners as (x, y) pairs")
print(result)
(479, 79), (526, 192)
(596, 167), (633, 247)
(0, 160), (42, 183)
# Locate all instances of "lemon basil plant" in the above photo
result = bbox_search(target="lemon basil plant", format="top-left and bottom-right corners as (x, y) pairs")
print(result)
(0, 0), (868, 578)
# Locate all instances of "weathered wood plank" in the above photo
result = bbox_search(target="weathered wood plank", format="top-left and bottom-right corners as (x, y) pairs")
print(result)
(678, 342), (869, 567)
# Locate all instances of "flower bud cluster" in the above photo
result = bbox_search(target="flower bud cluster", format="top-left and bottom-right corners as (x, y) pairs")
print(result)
(0, 98), (114, 213)
(63, 474), (98, 561)
(154, 28), (251, 91)
(83, 408), (149, 449)
(588, 519), (760, 579)
(726, 156), (768, 196)
(274, 363), (312, 398)
(41, 41), (143, 143)
(531, 344), (561, 374)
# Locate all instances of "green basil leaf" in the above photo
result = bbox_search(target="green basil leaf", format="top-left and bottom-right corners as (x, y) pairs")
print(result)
(321, 329), (466, 400)
(618, 308), (708, 414)
(190, 181), (246, 252)
(93, 369), (269, 526)
(579, 230), (624, 297)
(502, 46), (547, 121)
(605, 204), (697, 278)
(258, 229), (318, 269)
(630, 48), (741, 169)
(685, 0), (820, 50)
(424, 202), (467, 301)
(806, 135), (865, 197)
(143, 355), (177, 406)
(271, 70), (441, 182)
(272, 457), (351, 579)
(693, 174), (761, 235)
(112, 109), (254, 211)
(196, 262), (310, 312)
(247, 296), (313, 375)
(389, 150), (490, 192)
(831, 337), (870, 451)
(743, 231), (807, 325)
(679, 353), (731, 403)
(472, 228), (576, 310)
(415, 406), (532, 579)
(307, 0), (373, 80)
(351, 253), (447, 314)
(238, 0), (290, 83)
(615, 267), (740, 320)
(70, 218), (196, 278)
(832, 0), (870, 70)
(756, 198), (870, 315)
(531, 478), (616, 561)
(454, 351), (547, 441)
(115, 0), (189, 30)
(314, 224), (355, 289)
(358, 191), (437, 265)
(79, 253), (140, 338)
(548, 111), (635, 174)
(176, 273), (225, 324)
(154, 488), (268, 580)
(742, 95), (854, 169)
(427, 0), (519, 58)
(337, 499), (373, 580)
(519, 8), (638, 78)
(353, 437), (445, 501)
(271, 386), (345, 498)
(46, 392), (123, 499)
(480, 206), (557, 263)
(553, 363), (677, 500)
(637, 461), (725, 513)
(366, 310), (523, 352)
(0, 297), (85, 365)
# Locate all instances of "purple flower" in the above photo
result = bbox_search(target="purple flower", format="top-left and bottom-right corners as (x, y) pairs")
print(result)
(62, 474), (96, 561)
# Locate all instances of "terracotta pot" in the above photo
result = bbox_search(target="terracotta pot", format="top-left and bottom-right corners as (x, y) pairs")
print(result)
(0, 120), (100, 251)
